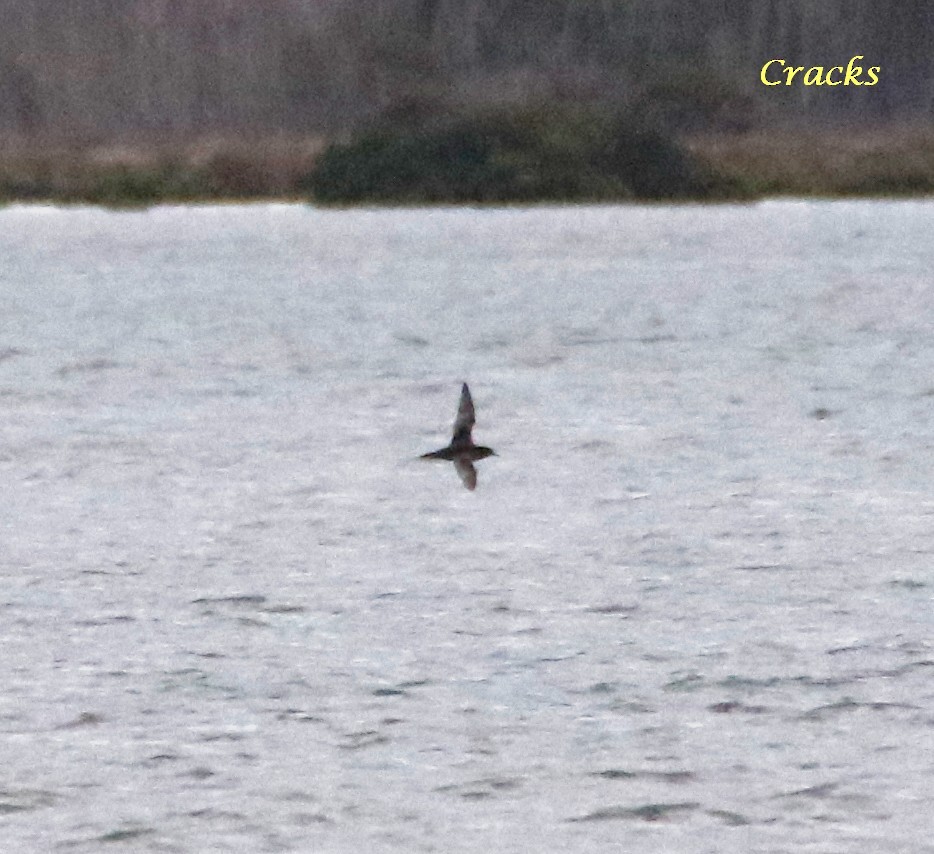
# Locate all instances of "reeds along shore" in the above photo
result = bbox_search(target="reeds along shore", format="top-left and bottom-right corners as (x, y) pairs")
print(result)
(685, 124), (934, 198)
(2, 124), (934, 207)
(0, 135), (328, 206)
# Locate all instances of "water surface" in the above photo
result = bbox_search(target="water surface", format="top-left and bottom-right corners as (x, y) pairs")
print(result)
(1, 201), (932, 852)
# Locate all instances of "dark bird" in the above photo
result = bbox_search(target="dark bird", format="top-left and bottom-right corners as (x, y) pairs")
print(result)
(420, 383), (496, 490)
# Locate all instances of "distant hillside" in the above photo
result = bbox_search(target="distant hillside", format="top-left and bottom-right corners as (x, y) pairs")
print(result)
(0, 0), (931, 140)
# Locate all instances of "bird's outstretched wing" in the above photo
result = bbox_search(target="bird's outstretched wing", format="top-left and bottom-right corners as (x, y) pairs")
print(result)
(451, 382), (475, 446)
(454, 457), (478, 490)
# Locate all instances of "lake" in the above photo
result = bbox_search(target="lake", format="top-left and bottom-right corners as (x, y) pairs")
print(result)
(1, 200), (932, 852)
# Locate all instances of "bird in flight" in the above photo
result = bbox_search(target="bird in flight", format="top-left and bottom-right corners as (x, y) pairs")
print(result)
(420, 383), (496, 490)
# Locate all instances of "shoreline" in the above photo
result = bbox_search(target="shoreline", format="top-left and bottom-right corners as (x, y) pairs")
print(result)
(2, 125), (933, 207)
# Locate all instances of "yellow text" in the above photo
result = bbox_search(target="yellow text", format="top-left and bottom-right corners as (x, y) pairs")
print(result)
(760, 56), (880, 87)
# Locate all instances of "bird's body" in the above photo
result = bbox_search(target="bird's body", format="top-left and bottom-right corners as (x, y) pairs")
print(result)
(420, 383), (495, 490)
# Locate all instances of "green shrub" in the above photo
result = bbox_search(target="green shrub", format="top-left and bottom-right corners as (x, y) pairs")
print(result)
(307, 105), (733, 204)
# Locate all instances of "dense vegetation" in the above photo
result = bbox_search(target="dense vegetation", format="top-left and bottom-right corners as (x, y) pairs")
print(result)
(308, 106), (745, 204)
(4, 122), (934, 207)
(1, 1), (932, 204)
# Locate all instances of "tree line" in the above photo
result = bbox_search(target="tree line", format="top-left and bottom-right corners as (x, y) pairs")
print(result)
(0, 0), (931, 140)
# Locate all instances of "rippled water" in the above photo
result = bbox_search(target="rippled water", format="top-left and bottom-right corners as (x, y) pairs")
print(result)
(1, 200), (933, 852)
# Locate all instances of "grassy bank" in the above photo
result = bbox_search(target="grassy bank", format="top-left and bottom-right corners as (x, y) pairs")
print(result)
(686, 124), (934, 197)
(2, 125), (934, 207)
(0, 135), (326, 207)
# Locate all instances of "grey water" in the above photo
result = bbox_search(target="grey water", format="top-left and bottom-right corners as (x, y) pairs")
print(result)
(1, 200), (932, 853)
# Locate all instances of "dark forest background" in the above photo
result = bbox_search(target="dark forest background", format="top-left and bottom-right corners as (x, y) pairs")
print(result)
(1, 0), (931, 139)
